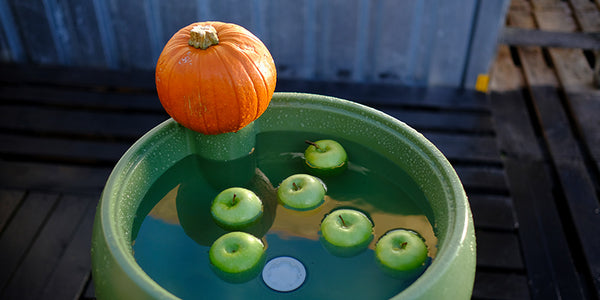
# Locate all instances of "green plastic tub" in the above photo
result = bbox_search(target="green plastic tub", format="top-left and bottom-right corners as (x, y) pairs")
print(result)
(91, 92), (476, 299)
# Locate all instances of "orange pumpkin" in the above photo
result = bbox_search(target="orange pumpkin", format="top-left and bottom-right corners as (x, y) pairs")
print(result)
(155, 21), (277, 135)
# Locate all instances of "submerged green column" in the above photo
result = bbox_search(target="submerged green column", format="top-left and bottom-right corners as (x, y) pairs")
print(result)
(186, 121), (258, 161)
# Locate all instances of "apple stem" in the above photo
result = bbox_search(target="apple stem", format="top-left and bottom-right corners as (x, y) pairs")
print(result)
(231, 193), (238, 206)
(401, 242), (408, 250)
(292, 182), (299, 191)
(305, 140), (320, 150)
(338, 215), (347, 227)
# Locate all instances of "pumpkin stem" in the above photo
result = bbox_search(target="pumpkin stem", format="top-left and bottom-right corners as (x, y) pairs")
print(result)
(188, 24), (219, 49)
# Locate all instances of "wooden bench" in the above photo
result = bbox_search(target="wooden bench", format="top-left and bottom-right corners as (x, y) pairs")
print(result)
(0, 63), (516, 299)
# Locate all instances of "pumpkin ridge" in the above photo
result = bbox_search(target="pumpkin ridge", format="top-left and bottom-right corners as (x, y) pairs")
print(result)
(219, 29), (263, 47)
(197, 49), (224, 134)
(161, 47), (195, 131)
(245, 46), (275, 119)
(223, 41), (271, 123)
(219, 41), (265, 128)
(211, 48), (242, 133)
(178, 47), (208, 133)
(192, 51), (210, 133)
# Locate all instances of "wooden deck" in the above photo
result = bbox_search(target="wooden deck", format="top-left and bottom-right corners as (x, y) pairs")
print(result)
(1, 0), (599, 299)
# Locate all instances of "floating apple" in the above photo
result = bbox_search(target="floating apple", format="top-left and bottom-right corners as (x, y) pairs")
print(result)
(209, 231), (266, 283)
(304, 139), (348, 176)
(320, 208), (373, 256)
(375, 229), (428, 274)
(277, 174), (326, 211)
(211, 187), (263, 230)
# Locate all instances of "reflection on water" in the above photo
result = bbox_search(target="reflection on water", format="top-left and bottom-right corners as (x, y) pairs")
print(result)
(148, 184), (180, 225)
(133, 131), (437, 299)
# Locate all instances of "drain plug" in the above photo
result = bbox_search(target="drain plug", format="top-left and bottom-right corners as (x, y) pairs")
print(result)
(262, 256), (306, 292)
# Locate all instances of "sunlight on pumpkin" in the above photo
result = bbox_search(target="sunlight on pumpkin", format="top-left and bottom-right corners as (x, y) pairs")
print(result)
(155, 21), (277, 135)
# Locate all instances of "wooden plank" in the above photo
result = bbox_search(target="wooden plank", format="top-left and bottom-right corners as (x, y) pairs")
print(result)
(491, 30), (587, 297)
(1, 194), (95, 299)
(0, 85), (162, 112)
(380, 108), (495, 134)
(502, 159), (587, 299)
(487, 88), (543, 160)
(490, 45), (526, 92)
(40, 197), (96, 299)
(516, 46), (557, 86)
(454, 165), (508, 193)
(0, 161), (111, 195)
(489, 85), (551, 161)
(0, 64), (156, 90)
(510, 0), (531, 12)
(566, 91), (600, 173)
(533, 3), (595, 91)
(423, 132), (501, 164)
(476, 230), (524, 270)
(0, 133), (130, 164)
(523, 85), (586, 162)
(469, 195), (517, 230)
(547, 47), (595, 90)
(0, 192), (59, 290)
(510, 0), (600, 169)
(473, 271), (531, 300)
(0, 189), (26, 233)
(500, 27), (600, 49)
(527, 4), (600, 296)
(530, 0), (570, 11)
(568, 0), (600, 33)
(547, 0), (600, 173)
(489, 42), (544, 158)
(0, 105), (166, 140)
(81, 276), (96, 300)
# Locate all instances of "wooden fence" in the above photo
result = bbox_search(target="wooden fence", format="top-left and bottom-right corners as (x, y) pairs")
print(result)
(0, 0), (509, 88)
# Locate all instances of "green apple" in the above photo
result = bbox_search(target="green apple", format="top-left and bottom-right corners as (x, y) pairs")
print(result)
(209, 231), (266, 283)
(277, 174), (326, 211)
(211, 187), (263, 230)
(375, 229), (428, 273)
(320, 209), (373, 256)
(304, 139), (348, 176)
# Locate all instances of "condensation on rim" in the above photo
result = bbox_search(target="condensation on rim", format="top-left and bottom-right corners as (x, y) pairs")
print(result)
(262, 256), (306, 292)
